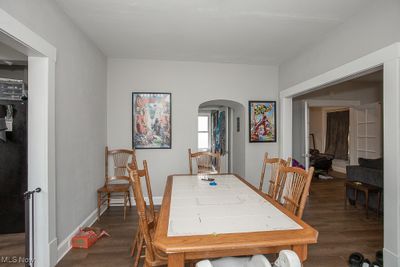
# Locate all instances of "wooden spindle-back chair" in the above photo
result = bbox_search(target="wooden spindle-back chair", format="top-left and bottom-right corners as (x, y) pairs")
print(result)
(128, 165), (167, 267)
(258, 153), (291, 199)
(274, 166), (314, 219)
(127, 160), (158, 267)
(188, 148), (221, 174)
(97, 146), (135, 220)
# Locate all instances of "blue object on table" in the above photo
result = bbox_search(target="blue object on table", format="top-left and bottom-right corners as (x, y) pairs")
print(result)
(209, 181), (217, 186)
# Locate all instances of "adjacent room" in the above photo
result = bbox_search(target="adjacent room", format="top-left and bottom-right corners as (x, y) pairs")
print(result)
(1, 1), (400, 267)
(0, 41), (28, 264)
(291, 69), (384, 265)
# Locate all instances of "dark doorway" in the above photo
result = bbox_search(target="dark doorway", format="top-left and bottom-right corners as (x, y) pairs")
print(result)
(0, 65), (28, 234)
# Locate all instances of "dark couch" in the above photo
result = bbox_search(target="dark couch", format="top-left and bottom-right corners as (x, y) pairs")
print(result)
(346, 158), (383, 211)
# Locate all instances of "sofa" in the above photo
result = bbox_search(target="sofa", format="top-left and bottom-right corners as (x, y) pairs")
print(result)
(346, 158), (383, 212)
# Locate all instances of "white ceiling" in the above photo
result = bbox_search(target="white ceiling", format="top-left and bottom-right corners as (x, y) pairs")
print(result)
(56, 0), (373, 65)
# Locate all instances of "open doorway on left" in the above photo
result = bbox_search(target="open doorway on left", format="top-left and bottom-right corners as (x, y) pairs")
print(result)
(0, 41), (28, 260)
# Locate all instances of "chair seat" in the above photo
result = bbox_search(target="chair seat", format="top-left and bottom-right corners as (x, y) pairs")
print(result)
(97, 183), (130, 193)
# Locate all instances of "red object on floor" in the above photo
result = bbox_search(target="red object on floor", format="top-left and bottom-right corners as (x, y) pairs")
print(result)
(71, 229), (98, 249)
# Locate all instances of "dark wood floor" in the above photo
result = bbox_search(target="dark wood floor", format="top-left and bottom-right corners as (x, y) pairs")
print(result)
(54, 175), (381, 266)
(0, 233), (25, 267)
(303, 175), (383, 266)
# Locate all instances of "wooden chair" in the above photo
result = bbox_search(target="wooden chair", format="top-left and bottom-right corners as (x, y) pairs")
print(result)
(188, 148), (221, 174)
(127, 161), (158, 267)
(258, 153), (291, 199)
(97, 147), (135, 220)
(128, 165), (168, 267)
(274, 166), (314, 219)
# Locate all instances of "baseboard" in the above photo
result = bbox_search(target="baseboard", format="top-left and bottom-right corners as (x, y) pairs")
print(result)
(56, 205), (107, 263)
(383, 248), (399, 266)
(56, 196), (162, 263)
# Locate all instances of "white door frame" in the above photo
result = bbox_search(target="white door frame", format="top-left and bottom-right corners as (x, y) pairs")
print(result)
(304, 100), (309, 169)
(0, 9), (57, 266)
(280, 42), (400, 266)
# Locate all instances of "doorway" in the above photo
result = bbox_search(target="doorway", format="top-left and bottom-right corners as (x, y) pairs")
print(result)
(289, 69), (384, 264)
(292, 70), (383, 172)
(0, 51), (28, 261)
(0, 9), (57, 265)
(280, 43), (400, 265)
(198, 99), (246, 176)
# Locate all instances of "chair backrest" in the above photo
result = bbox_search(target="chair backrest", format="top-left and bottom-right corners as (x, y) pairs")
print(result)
(188, 148), (221, 174)
(275, 166), (314, 218)
(259, 153), (290, 198)
(105, 146), (135, 184)
(126, 160), (156, 224)
(127, 163), (159, 262)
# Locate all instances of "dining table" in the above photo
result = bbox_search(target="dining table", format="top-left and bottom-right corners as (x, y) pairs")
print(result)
(153, 173), (318, 267)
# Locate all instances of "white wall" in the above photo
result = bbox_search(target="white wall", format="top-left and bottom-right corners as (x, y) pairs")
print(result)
(231, 103), (246, 176)
(279, 0), (400, 90)
(0, 0), (107, 248)
(291, 100), (305, 166)
(309, 107), (323, 151)
(107, 59), (278, 197)
(296, 81), (383, 105)
(0, 41), (26, 61)
(0, 65), (28, 82)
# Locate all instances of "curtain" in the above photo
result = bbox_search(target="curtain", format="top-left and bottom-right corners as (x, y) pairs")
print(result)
(325, 110), (349, 159)
(211, 110), (226, 156)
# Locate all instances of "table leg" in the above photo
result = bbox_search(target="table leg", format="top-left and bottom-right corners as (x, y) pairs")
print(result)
(168, 253), (185, 267)
(292, 245), (307, 262)
(344, 185), (347, 208)
(365, 190), (369, 218)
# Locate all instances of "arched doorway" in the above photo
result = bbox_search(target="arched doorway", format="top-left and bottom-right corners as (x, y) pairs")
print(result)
(198, 99), (245, 176)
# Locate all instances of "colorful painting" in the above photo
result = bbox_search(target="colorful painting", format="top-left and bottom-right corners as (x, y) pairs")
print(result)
(249, 101), (276, 143)
(132, 93), (171, 149)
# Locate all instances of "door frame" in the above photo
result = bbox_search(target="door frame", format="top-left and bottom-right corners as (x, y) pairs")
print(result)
(280, 42), (400, 265)
(0, 8), (57, 266)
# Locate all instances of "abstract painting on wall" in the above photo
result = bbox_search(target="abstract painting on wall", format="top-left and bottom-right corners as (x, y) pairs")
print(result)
(132, 92), (171, 149)
(249, 101), (276, 143)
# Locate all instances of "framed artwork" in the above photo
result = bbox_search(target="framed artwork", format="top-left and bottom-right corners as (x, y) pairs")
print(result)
(132, 92), (171, 149)
(249, 101), (276, 143)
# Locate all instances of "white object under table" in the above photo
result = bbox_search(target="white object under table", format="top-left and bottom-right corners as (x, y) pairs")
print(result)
(168, 174), (302, 237)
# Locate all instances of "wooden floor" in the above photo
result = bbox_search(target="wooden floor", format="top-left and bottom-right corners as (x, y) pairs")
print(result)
(0, 233), (25, 267)
(53, 175), (381, 266)
(303, 174), (383, 266)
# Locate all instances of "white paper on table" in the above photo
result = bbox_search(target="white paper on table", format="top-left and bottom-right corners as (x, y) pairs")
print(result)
(168, 175), (302, 237)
